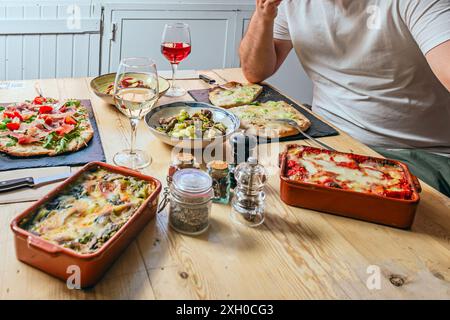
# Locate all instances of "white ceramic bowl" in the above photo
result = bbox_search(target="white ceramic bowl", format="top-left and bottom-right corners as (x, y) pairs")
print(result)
(145, 102), (240, 149)
(90, 73), (170, 105)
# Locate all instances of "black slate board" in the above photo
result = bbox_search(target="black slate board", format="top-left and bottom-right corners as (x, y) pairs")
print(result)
(188, 84), (339, 144)
(0, 100), (106, 171)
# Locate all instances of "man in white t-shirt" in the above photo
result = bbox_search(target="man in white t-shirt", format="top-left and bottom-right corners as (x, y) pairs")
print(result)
(240, 0), (450, 196)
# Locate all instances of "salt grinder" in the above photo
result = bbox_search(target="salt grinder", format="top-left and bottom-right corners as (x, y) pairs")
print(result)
(231, 157), (267, 227)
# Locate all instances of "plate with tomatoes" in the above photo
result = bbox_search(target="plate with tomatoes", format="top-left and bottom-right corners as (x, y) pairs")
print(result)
(0, 97), (105, 170)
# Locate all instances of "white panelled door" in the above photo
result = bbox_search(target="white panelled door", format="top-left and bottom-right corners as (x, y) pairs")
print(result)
(104, 9), (239, 74)
(0, 2), (101, 81)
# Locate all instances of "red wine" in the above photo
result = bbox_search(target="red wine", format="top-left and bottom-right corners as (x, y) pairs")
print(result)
(161, 42), (192, 64)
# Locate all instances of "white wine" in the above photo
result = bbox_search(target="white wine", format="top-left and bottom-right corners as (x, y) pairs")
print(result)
(114, 87), (158, 119)
(112, 58), (159, 170)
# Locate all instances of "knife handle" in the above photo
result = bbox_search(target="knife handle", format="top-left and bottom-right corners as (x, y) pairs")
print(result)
(0, 177), (34, 192)
(199, 74), (216, 85)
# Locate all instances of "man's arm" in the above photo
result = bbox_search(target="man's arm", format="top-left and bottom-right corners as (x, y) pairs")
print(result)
(399, 0), (450, 91)
(240, 0), (293, 83)
(426, 40), (450, 91)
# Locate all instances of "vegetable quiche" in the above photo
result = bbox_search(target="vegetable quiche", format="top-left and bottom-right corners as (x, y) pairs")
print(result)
(0, 96), (93, 157)
(285, 145), (414, 200)
(209, 82), (263, 108)
(230, 101), (311, 138)
(20, 168), (157, 254)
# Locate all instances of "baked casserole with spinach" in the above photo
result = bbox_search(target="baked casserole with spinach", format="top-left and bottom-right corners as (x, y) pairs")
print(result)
(20, 168), (157, 254)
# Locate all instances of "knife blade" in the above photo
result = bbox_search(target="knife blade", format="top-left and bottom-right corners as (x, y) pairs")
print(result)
(0, 172), (72, 193)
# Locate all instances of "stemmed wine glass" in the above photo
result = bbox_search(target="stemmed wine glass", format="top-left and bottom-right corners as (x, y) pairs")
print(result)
(161, 23), (192, 97)
(113, 57), (159, 170)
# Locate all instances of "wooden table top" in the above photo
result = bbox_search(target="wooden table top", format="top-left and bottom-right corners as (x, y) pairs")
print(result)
(0, 68), (449, 299)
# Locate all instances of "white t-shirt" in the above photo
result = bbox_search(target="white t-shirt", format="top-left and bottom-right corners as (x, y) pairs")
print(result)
(274, 0), (450, 154)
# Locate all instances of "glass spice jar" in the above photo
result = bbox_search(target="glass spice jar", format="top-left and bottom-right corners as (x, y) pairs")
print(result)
(167, 152), (199, 184)
(168, 169), (214, 235)
(207, 160), (231, 204)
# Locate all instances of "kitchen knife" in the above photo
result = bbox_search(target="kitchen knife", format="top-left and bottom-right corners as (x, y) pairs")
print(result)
(199, 74), (216, 85)
(0, 172), (72, 192)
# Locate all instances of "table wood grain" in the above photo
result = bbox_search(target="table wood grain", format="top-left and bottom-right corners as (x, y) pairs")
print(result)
(0, 69), (449, 299)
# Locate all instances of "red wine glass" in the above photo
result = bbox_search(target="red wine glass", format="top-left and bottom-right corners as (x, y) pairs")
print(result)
(161, 23), (192, 97)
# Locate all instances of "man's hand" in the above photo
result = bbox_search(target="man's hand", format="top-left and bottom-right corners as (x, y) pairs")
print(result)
(255, 0), (283, 22)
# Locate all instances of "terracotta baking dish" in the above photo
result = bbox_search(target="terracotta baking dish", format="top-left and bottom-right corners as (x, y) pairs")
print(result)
(279, 145), (421, 229)
(10, 162), (162, 288)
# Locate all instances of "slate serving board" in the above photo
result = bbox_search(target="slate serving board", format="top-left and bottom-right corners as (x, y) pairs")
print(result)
(0, 100), (106, 171)
(188, 84), (339, 144)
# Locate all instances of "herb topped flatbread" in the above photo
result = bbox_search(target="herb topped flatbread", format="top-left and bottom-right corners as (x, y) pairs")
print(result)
(209, 82), (263, 109)
(230, 101), (311, 139)
(0, 97), (93, 157)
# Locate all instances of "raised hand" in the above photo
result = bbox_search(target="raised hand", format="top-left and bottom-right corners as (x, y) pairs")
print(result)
(255, 0), (283, 22)
(240, 0), (291, 83)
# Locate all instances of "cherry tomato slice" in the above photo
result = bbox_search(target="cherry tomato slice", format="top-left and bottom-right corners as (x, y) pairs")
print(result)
(3, 111), (23, 122)
(33, 96), (47, 105)
(38, 106), (53, 114)
(13, 111), (23, 122)
(3, 112), (14, 119)
(18, 136), (29, 145)
(6, 122), (20, 131)
(44, 117), (53, 126)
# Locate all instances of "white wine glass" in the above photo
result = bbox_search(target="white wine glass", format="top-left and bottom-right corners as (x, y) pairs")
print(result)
(113, 57), (159, 170)
(161, 23), (192, 97)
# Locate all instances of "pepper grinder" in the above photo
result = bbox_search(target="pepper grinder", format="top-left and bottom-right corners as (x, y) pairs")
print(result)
(231, 157), (267, 227)
(229, 133), (257, 189)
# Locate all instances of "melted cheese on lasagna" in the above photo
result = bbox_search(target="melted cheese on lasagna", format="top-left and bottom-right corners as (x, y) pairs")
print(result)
(286, 146), (413, 199)
(21, 169), (156, 254)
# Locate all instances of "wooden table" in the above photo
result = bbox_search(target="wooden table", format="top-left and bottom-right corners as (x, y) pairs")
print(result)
(1, 69), (449, 300)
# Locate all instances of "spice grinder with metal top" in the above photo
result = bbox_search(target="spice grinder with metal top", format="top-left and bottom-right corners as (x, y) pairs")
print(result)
(231, 157), (267, 227)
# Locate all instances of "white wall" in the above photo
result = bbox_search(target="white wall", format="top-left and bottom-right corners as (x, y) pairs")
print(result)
(267, 52), (313, 105)
(1, 0), (313, 104)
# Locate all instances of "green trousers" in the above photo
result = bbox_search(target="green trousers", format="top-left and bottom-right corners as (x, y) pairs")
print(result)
(373, 148), (450, 198)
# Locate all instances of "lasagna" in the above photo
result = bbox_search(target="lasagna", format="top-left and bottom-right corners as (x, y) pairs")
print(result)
(285, 146), (413, 200)
(20, 168), (157, 254)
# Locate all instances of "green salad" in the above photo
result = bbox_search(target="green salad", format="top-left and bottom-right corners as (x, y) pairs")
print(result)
(157, 109), (227, 139)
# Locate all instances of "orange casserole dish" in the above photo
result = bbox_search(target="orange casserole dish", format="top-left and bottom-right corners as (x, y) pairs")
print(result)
(279, 145), (421, 229)
(10, 162), (162, 288)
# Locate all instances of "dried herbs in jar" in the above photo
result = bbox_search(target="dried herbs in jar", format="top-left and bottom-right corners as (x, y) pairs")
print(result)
(168, 169), (213, 235)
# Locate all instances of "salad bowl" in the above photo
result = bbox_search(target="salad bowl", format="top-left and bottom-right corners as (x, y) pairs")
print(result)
(145, 101), (240, 149)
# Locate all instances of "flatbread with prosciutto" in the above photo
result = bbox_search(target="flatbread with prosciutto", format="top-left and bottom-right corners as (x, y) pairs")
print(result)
(0, 97), (93, 157)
